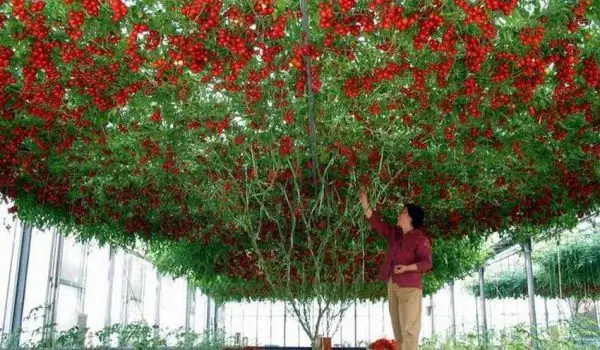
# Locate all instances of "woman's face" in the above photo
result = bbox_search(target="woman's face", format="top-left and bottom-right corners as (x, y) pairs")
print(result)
(397, 207), (412, 228)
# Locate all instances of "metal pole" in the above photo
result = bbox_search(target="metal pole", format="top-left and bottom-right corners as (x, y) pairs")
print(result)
(382, 301), (385, 335)
(283, 302), (287, 347)
(475, 295), (480, 343)
(557, 240), (563, 299)
(9, 223), (32, 345)
(269, 301), (273, 344)
(596, 300), (600, 332)
(367, 301), (371, 342)
(185, 283), (194, 329)
(154, 270), (161, 326)
(255, 303), (258, 345)
(205, 298), (212, 332)
(354, 300), (357, 347)
(544, 298), (549, 332)
(523, 237), (538, 344)
(43, 230), (63, 343)
(479, 267), (488, 345)
(213, 300), (219, 332)
(430, 295), (435, 337)
(450, 280), (457, 342)
(121, 255), (131, 324)
(104, 247), (115, 328)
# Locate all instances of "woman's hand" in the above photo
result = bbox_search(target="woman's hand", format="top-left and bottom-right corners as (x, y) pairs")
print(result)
(394, 264), (418, 274)
(394, 265), (408, 275)
(359, 187), (373, 218)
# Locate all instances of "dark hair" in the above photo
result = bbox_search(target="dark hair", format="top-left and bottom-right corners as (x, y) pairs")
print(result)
(405, 203), (425, 229)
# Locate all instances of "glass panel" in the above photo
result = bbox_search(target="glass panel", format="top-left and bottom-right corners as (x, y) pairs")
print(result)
(123, 256), (146, 323)
(228, 313), (244, 346)
(368, 301), (385, 341)
(159, 277), (186, 329)
(256, 315), (270, 345)
(21, 227), (54, 343)
(256, 301), (271, 316)
(60, 237), (85, 284)
(193, 292), (207, 332)
(242, 313), (258, 346)
(339, 305), (356, 346)
(0, 203), (18, 330)
(270, 314), (285, 346)
(127, 258), (145, 302)
(55, 284), (81, 331)
(83, 245), (110, 333)
(143, 269), (159, 326)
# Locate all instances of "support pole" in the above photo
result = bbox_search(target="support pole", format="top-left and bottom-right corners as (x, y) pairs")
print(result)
(269, 301), (273, 345)
(523, 237), (538, 345)
(283, 302), (287, 347)
(9, 223), (32, 346)
(213, 301), (219, 332)
(154, 270), (161, 326)
(479, 267), (488, 345)
(475, 295), (480, 343)
(353, 300), (357, 347)
(205, 298), (212, 332)
(430, 295), (435, 337)
(596, 300), (600, 332)
(450, 280), (456, 342)
(43, 230), (63, 343)
(104, 247), (116, 328)
(544, 298), (549, 332)
(185, 283), (195, 329)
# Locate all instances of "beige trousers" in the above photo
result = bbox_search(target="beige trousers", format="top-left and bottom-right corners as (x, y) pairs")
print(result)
(387, 279), (423, 350)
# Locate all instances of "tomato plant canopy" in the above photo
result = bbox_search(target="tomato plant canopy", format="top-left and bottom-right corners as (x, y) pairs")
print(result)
(0, 0), (598, 299)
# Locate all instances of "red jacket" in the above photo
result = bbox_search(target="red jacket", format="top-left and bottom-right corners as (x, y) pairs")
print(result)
(368, 211), (433, 289)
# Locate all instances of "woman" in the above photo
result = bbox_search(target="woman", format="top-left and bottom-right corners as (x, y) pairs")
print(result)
(359, 188), (432, 350)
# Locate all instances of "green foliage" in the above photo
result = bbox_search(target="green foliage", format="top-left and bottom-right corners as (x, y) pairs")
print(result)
(470, 234), (600, 299)
(149, 234), (488, 301)
(1, 0), (599, 303)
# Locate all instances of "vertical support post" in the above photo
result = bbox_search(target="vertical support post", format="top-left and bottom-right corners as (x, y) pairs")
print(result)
(430, 295), (435, 337)
(104, 247), (115, 328)
(120, 255), (130, 325)
(9, 223), (32, 345)
(382, 301), (385, 335)
(475, 295), (480, 343)
(523, 237), (538, 345)
(269, 301), (273, 345)
(185, 282), (194, 329)
(450, 280), (457, 342)
(255, 303), (258, 345)
(353, 300), (357, 347)
(544, 298), (549, 332)
(479, 267), (488, 345)
(213, 300), (219, 332)
(557, 240), (563, 300)
(595, 300), (600, 332)
(43, 229), (63, 343)
(154, 270), (161, 327)
(283, 302), (287, 347)
(205, 298), (212, 332)
(367, 302), (371, 342)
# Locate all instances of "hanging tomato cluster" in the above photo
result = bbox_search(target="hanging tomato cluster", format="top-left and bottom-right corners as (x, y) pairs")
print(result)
(0, 0), (598, 297)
